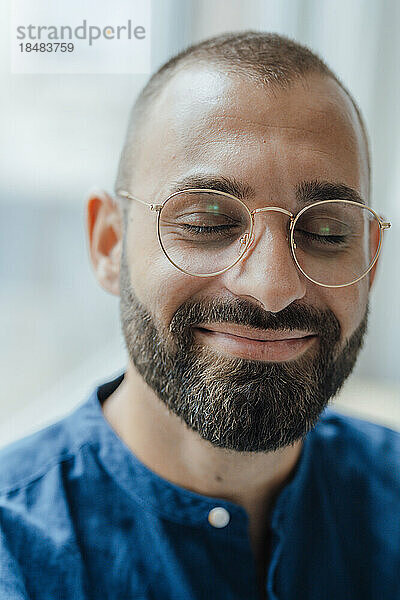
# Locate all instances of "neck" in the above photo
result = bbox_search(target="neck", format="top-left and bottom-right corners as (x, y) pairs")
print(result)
(102, 364), (303, 539)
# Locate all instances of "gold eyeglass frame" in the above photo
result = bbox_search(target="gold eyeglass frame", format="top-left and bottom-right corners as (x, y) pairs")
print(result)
(116, 188), (391, 288)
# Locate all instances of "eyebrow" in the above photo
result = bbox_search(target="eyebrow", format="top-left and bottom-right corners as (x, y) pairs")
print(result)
(164, 174), (366, 206)
(166, 174), (254, 200)
(296, 180), (366, 206)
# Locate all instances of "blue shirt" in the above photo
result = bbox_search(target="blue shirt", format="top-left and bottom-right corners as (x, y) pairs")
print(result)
(0, 371), (399, 600)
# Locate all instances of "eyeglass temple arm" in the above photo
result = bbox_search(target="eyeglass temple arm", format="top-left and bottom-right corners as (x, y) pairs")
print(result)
(116, 189), (162, 212)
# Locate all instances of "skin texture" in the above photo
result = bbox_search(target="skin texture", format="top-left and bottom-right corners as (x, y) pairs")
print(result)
(86, 67), (378, 596)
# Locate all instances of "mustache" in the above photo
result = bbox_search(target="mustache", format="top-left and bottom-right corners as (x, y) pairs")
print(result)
(169, 297), (341, 342)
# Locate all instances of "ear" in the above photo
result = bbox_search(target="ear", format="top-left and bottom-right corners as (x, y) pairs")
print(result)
(86, 189), (123, 296)
(368, 218), (381, 290)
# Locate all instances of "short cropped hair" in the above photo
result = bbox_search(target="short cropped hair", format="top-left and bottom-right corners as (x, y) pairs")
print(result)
(115, 31), (370, 218)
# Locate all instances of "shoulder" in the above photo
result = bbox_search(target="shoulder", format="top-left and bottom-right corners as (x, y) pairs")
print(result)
(310, 406), (400, 489)
(0, 374), (124, 498)
(315, 406), (400, 454)
(0, 402), (91, 497)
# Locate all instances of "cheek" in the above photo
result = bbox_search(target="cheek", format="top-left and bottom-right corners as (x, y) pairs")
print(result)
(125, 212), (207, 328)
(320, 278), (369, 341)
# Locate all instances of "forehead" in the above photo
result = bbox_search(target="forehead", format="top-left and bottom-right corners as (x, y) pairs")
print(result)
(132, 65), (369, 205)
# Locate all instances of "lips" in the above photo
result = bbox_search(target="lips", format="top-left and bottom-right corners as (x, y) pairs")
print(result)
(195, 323), (315, 342)
(193, 324), (317, 362)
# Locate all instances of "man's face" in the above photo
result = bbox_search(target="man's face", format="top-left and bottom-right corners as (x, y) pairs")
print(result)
(113, 67), (373, 453)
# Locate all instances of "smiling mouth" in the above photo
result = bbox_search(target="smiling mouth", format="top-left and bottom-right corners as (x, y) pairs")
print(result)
(193, 325), (318, 362)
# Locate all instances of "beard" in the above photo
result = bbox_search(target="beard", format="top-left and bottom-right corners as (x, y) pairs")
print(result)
(119, 248), (368, 453)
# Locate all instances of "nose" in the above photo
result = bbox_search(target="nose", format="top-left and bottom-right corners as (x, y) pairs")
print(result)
(222, 213), (307, 313)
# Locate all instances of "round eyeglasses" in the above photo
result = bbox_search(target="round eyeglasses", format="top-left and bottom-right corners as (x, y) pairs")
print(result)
(116, 188), (391, 288)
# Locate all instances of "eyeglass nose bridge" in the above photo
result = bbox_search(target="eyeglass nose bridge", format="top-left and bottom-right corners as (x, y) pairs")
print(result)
(239, 206), (295, 248)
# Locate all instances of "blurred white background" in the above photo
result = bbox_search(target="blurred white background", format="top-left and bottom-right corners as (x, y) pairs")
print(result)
(1, 0), (399, 447)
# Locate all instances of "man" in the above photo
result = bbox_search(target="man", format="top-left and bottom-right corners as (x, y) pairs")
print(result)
(0, 31), (398, 600)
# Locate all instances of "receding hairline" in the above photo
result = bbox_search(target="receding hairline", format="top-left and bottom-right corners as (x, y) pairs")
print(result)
(115, 31), (371, 212)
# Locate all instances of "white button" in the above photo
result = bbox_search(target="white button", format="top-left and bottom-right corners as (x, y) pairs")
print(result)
(208, 506), (230, 528)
